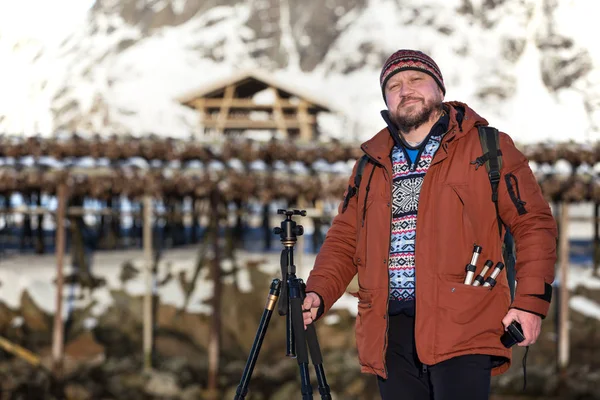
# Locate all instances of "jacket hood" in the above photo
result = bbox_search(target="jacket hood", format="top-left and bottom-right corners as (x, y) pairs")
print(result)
(361, 101), (489, 161)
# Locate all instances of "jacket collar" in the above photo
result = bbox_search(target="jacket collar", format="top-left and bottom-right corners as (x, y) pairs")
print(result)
(380, 107), (449, 150)
(361, 101), (488, 162)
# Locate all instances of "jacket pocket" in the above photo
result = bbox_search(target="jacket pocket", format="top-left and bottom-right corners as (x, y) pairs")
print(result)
(441, 185), (479, 275)
(438, 278), (493, 324)
(449, 184), (477, 239)
(436, 277), (508, 354)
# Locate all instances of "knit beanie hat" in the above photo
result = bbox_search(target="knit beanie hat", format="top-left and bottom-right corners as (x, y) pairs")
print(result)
(380, 49), (445, 101)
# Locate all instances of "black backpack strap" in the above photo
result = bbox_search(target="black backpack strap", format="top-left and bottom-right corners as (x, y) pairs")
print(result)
(476, 126), (503, 235)
(342, 155), (370, 213)
(475, 126), (515, 302)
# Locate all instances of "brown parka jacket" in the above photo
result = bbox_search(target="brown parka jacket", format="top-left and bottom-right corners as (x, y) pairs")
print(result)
(305, 102), (557, 378)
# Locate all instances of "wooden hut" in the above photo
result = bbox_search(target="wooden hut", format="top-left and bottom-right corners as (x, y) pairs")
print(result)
(176, 70), (334, 141)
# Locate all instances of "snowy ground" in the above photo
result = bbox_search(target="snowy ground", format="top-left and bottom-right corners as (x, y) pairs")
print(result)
(1, 245), (599, 325)
(0, 244), (355, 323)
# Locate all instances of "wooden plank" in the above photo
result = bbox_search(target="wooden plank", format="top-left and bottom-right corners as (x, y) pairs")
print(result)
(52, 182), (68, 376)
(595, 202), (600, 277)
(271, 87), (288, 136)
(0, 336), (41, 367)
(558, 202), (570, 373)
(191, 99), (206, 136)
(207, 189), (222, 399)
(143, 195), (154, 371)
(202, 120), (314, 130)
(298, 100), (313, 141)
(216, 85), (236, 136)
(200, 98), (305, 109)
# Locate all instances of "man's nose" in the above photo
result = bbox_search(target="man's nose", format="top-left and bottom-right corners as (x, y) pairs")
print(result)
(398, 82), (412, 97)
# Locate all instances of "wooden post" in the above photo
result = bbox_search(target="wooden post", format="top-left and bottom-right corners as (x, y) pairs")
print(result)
(207, 188), (222, 399)
(271, 87), (288, 137)
(52, 182), (68, 376)
(192, 98), (206, 137)
(594, 202), (600, 278)
(558, 202), (570, 373)
(298, 100), (312, 142)
(216, 85), (235, 136)
(143, 195), (153, 371)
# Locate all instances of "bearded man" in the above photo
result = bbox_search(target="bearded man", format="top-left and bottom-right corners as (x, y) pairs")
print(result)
(302, 49), (557, 400)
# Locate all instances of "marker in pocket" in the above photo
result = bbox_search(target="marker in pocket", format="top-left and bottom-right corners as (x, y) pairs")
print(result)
(483, 262), (505, 288)
(472, 260), (493, 287)
(463, 244), (482, 285)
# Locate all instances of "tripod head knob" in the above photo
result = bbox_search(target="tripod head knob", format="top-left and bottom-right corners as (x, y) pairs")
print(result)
(275, 209), (306, 245)
(277, 209), (307, 217)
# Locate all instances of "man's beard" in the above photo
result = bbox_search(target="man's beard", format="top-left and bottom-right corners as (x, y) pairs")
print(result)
(390, 97), (442, 133)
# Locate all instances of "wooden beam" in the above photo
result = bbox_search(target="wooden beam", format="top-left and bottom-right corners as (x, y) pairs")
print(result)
(52, 182), (68, 377)
(0, 336), (41, 367)
(143, 195), (154, 372)
(199, 99), (304, 109)
(298, 100), (312, 141)
(202, 119), (313, 130)
(595, 202), (600, 278)
(203, 114), (316, 123)
(216, 85), (235, 136)
(191, 99), (206, 136)
(271, 88), (288, 136)
(558, 202), (570, 374)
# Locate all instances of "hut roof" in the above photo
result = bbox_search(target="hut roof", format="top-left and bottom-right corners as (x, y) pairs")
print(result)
(176, 69), (335, 112)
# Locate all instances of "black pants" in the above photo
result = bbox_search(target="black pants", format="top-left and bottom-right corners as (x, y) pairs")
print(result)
(377, 313), (492, 400)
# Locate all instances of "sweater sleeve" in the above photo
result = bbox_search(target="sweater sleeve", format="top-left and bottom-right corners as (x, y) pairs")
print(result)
(497, 132), (557, 318)
(305, 160), (362, 318)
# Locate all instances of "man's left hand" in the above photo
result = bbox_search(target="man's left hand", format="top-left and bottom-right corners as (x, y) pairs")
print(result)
(501, 309), (542, 346)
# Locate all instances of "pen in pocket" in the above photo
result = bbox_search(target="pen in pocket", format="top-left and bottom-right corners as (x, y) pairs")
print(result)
(463, 244), (482, 285)
(472, 260), (494, 287)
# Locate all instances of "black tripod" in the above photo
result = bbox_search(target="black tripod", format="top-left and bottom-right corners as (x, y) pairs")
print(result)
(235, 209), (332, 400)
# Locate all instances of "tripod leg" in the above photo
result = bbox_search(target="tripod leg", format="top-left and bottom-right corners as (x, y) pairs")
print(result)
(234, 279), (281, 400)
(305, 324), (332, 400)
(289, 280), (314, 399)
(279, 248), (296, 357)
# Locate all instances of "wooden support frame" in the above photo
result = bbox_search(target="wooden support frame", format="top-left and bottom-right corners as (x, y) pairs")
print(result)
(558, 202), (570, 373)
(177, 72), (333, 141)
(216, 85), (235, 136)
(298, 100), (312, 141)
(143, 195), (154, 372)
(271, 87), (288, 136)
(52, 182), (68, 377)
(192, 98), (206, 136)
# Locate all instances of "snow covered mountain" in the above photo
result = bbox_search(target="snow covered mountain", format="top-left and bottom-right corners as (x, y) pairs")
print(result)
(1, 0), (599, 144)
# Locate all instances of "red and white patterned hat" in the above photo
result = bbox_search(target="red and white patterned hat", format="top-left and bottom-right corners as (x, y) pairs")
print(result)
(380, 49), (445, 100)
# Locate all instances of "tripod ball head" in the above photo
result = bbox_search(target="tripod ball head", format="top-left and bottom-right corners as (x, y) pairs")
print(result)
(274, 209), (306, 245)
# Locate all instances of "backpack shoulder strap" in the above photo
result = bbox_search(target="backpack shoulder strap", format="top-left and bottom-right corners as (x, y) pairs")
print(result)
(476, 126), (516, 302)
(342, 155), (370, 213)
(355, 154), (370, 188)
(476, 125), (503, 204)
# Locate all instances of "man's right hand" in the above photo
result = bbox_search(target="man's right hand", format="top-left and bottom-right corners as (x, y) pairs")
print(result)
(302, 292), (321, 329)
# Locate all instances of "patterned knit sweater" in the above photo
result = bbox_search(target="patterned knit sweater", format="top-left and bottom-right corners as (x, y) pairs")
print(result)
(388, 113), (449, 316)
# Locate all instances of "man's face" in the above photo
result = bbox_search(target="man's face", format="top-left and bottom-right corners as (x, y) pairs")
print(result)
(384, 70), (444, 130)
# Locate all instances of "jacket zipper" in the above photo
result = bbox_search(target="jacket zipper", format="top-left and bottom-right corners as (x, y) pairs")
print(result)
(412, 133), (452, 375)
(384, 165), (392, 378)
